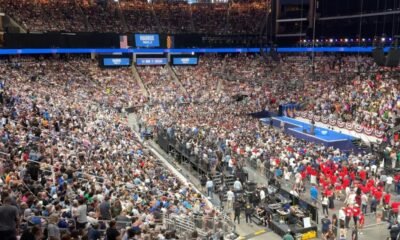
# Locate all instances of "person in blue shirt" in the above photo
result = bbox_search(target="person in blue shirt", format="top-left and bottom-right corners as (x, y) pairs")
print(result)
(310, 185), (318, 205)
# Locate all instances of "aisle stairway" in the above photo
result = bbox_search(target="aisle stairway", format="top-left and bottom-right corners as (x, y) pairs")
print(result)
(131, 64), (149, 98)
(166, 64), (188, 96)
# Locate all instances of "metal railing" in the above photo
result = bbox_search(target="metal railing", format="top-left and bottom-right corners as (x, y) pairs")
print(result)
(163, 213), (235, 239)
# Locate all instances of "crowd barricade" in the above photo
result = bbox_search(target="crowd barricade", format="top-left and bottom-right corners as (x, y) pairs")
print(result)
(163, 212), (235, 239)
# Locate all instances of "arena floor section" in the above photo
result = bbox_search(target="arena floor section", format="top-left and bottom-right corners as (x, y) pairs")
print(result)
(264, 116), (357, 151)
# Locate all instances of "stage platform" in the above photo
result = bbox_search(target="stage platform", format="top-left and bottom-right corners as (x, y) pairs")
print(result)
(262, 116), (357, 151)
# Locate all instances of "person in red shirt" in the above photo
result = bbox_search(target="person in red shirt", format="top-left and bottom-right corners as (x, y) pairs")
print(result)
(374, 189), (383, 203)
(383, 192), (391, 205)
(352, 204), (361, 226)
(343, 177), (350, 188)
(358, 212), (365, 230)
(359, 170), (367, 182)
(345, 205), (353, 228)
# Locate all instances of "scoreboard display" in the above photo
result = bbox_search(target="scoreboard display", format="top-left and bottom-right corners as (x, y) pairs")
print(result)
(136, 58), (167, 65)
(134, 34), (160, 48)
(99, 54), (132, 68)
(172, 55), (199, 65)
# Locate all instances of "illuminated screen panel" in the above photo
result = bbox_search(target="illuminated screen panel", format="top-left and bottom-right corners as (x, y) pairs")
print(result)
(134, 34), (160, 48)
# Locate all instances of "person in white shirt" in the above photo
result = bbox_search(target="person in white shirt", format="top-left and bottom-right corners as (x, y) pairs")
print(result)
(386, 176), (394, 193)
(76, 198), (88, 229)
(260, 189), (266, 203)
(321, 195), (329, 215)
(233, 178), (242, 192)
(226, 189), (235, 210)
(370, 164), (377, 175)
(361, 193), (368, 214)
(206, 179), (214, 199)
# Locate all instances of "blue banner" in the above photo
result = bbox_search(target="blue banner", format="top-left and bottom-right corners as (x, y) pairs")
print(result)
(103, 57), (131, 66)
(134, 34), (160, 48)
(172, 57), (198, 65)
(0, 47), (391, 55)
(136, 58), (167, 65)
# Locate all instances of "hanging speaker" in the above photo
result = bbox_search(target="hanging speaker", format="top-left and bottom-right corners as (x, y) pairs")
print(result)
(372, 48), (385, 66)
(385, 48), (400, 67)
(373, 47), (400, 67)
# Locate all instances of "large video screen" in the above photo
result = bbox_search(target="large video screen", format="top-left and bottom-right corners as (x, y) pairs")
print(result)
(103, 57), (131, 66)
(99, 54), (132, 68)
(172, 57), (198, 65)
(136, 58), (167, 66)
(134, 34), (160, 48)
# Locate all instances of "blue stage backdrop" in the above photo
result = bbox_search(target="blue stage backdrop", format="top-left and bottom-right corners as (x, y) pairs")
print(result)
(263, 116), (357, 151)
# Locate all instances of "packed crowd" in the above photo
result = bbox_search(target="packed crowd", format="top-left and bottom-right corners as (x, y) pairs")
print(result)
(137, 66), (185, 104)
(136, 53), (399, 238)
(120, 0), (157, 33)
(0, 53), (398, 240)
(0, 56), (229, 240)
(0, 0), (270, 34)
(0, 0), (86, 32)
(299, 55), (399, 134)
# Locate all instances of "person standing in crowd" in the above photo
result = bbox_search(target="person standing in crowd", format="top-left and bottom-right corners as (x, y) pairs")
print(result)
(371, 197), (378, 213)
(233, 178), (243, 193)
(331, 214), (338, 237)
(321, 215), (331, 235)
(387, 175), (394, 193)
(345, 205), (353, 229)
(361, 192), (368, 214)
(20, 225), (42, 240)
(310, 184), (318, 205)
(322, 194), (329, 216)
(0, 197), (19, 240)
(324, 228), (336, 240)
(200, 174), (207, 192)
(47, 214), (60, 240)
(99, 196), (112, 220)
(260, 187), (266, 203)
(389, 221), (400, 240)
(76, 198), (88, 230)
(226, 188), (235, 210)
(283, 230), (294, 240)
(106, 220), (122, 240)
(352, 204), (361, 227)
(87, 223), (101, 240)
(339, 207), (346, 229)
(245, 202), (253, 224)
(234, 201), (241, 224)
(206, 178), (214, 199)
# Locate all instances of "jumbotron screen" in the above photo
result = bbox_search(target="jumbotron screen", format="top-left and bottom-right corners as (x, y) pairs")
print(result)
(134, 34), (160, 48)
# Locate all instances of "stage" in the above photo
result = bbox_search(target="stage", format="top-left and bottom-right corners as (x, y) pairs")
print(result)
(262, 116), (357, 151)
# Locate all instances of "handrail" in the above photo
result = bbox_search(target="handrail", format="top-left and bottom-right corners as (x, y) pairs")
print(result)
(166, 64), (188, 96)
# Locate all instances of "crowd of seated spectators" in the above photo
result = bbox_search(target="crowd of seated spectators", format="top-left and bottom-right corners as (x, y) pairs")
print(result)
(78, 0), (124, 33)
(153, 2), (193, 34)
(173, 55), (224, 102)
(120, 0), (158, 33)
(137, 66), (185, 104)
(0, 0), (271, 35)
(191, 3), (228, 35)
(226, 1), (269, 35)
(136, 53), (399, 231)
(0, 56), (229, 240)
(0, 53), (398, 240)
(0, 0), (86, 32)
